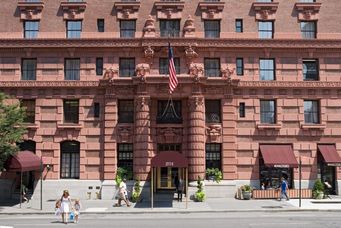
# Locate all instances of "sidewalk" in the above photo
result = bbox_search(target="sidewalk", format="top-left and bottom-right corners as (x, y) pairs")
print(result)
(1, 196), (341, 214)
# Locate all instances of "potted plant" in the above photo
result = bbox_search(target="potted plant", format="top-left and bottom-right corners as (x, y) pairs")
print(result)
(313, 179), (325, 199)
(241, 184), (252, 200)
(131, 179), (142, 203)
(205, 168), (223, 183)
(194, 176), (206, 202)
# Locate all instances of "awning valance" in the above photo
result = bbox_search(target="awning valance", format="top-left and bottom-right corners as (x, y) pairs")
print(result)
(260, 145), (298, 168)
(6, 151), (42, 172)
(151, 151), (188, 168)
(318, 145), (341, 166)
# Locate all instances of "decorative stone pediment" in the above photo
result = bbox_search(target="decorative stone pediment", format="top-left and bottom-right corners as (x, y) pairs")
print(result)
(17, 1), (44, 20)
(206, 124), (222, 143)
(252, 2), (279, 20)
(117, 126), (133, 143)
(102, 67), (118, 82)
(154, 1), (185, 19)
(135, 63), (150, 82)
(114, 1), (141, 20)
(189, 63), (204, 82)
(157, 127), (183, 144)
(143, 15), (156, 38)
(295, 2), (321, 21)
(183, 15), (196, 37)
(60, 1), (87, 20)
(198, 1), (225, 19)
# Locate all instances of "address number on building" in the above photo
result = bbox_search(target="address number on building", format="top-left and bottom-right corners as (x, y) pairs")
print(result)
(165, 162), (174, 167)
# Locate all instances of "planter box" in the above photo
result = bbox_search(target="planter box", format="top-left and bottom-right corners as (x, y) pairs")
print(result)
(252, 189), (312, 199)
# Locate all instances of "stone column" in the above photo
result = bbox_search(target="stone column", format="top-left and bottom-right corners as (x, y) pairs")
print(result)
(188, 95), (206, 181)
(134, 95), (151, 181)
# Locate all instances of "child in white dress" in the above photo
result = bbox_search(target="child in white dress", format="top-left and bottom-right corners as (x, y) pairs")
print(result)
(73, 199), (81, 224)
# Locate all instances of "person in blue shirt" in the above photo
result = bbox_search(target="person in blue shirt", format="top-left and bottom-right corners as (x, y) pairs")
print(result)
(279, 177), (290, 201)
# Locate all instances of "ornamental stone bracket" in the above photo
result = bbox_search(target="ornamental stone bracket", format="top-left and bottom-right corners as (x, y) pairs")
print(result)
(117, 125), (133, 143)
(17, 1), (44, 20)
(135, 63), (150, 82)
(251, 2), (279, 21)
(183, 15), (196, 37)
(206, 124), (222, 143)
(295, 2), (322, 21)
(102, 67), (118, 83)
(144, 46), (155, 65)
(198, 1), (225, 19)
(114, 1), (141, 20)
(154, 1), (185, 19)
(188, 96), (204, 111)
(157, 127), (183, 144)
(189, 63), (204, 83)
(221, 65), (235, 82)
(60, 1), (87, 20)
(143, 15), (156, 38)
(185, 46), (198, 65)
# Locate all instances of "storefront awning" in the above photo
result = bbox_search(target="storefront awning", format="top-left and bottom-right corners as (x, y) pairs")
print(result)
(6, 151), (42, 172)
(151, 152), (188, 168)
(318, 145), (341, 166)
(260, 145), (298, 168)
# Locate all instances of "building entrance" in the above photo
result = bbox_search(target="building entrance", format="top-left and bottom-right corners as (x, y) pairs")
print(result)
(157, 167), (184, 189)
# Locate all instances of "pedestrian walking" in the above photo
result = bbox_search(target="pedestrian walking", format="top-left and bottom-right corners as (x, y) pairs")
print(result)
(115, 178), (131, 207)
(60, 190), (73, 224)
(73, 199), (81, 224)
(177, 178), (184, 202)
(279, 177), (290, 201)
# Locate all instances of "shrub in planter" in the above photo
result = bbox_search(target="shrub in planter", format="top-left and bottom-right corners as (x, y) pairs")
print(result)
(205, 168), (223, 183)
(313, 179), (325, 199)
(194, 176), (206, 202)
(131, 179), (142, 203)
(241, 184), (252, 200)
(115, 167), (133, 187)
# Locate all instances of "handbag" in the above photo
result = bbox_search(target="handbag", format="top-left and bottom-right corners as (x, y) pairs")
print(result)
(69, 211), (75, 220)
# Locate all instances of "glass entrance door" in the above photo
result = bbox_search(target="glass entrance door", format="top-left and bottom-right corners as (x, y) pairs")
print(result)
(157, 167), (182, 189)
(321, 164), (336, 195)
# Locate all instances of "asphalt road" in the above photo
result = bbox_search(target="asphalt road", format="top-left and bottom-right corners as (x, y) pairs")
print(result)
(0, 212), (340, 228)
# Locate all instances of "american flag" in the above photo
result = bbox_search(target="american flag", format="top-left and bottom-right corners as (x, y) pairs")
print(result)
(168, 43), (178, 94)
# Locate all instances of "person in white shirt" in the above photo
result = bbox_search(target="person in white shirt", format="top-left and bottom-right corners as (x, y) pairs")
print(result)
(116, 178), (131, 207)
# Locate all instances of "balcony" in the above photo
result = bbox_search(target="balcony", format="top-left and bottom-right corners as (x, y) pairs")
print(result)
(17, 1), (44, 20)
(251, 1), (279, 20)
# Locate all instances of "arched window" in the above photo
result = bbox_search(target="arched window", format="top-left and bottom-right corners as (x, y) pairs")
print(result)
(60, 141), (80, 179)
(18, 140), (36, 153)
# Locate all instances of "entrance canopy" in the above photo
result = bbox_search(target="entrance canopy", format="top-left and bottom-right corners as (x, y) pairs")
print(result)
(151, 152), (188, 168)
(6, 151), (42, 172)
(260, 145), (298, 168)
(318, 145), (341, 166)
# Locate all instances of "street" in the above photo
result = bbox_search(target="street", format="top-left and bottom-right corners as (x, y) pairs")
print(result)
(0, 212), (340, 228)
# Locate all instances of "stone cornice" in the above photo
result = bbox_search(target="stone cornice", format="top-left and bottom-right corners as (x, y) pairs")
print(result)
(0, 81), (99, 88)
(17, 1), (45, 20)
(1, 38), (341, 50)
(238, 81), (341, 88)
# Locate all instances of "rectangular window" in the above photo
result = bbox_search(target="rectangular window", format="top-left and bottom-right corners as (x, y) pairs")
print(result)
(160, 20), (180, 37)
(96, 57), (103, 76)
(235, 19), (243, 33)
(66, 20), (82, 38)
(63, 100), (79, 124)
(21, 59), (37, 80)
(204, 58), (220, 77)
(299, 0), (315, 2)
(94, 102), (100, 118)
(159, 58), (180, 75)
(158, 144), (181, 152)
(157, 100), (182, 124)
(260, 100), (276, 124)
(259, 59), (275, 81)
(205, 143), (221, 171)
(117, 143), (133, 175)
(258, 21), (273, 39)
(236, 58), (244, 76)
(205, 100), (221, 123)
(118, 100), (134, 123)
(239, 102), (245, 118)
(119, 58), (135, 77)
(64, 58), (80, 80)
(97, 19), (104, 32)
(120, 20), (136, 38)
(304, 100), (319, 124)
(24, 21), (39, 39)
(21, 99), (35, 123)
(301, 21), (316, 39)
(303, 59), (319, 81)
(204, 20), (220, 38)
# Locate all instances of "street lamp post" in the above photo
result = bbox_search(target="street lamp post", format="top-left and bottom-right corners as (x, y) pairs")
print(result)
(299, 157), (302, 208)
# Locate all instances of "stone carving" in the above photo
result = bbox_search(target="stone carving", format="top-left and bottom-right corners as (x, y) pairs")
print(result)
(295, 3), (321, 21)
(60, 2), (87, 20)
(252, 2), (279, 21)
(157, 127), (183, 144)
(183, 15), (195, 37)
(198, 1), (225, 20)
(185, 46), (198, 65)
(144, 46), (154, 65)
(103, 67), (118, 82)
(189, 63), (204, 82)
(154, 1), (184, 19)
(114, 1), (141, 20)
(135, 96), (150, 111)
(188, 96), (204, 111)
(18, 1), (44, 20)
(117, 126), (133, 143)
(221, 65), (235, 82)
(143, 15), (156, 37)
(206, 125), (222, 142)
(135, 63), (150, 82)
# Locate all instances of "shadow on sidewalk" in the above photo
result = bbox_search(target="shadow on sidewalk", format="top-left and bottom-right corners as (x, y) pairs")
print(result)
(134, 191), (176, 208)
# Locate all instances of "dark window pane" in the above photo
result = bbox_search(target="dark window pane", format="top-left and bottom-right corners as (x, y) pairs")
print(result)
(157, 100), (182, 124)
(239, 102), (245, 118)
(117, 143), (133, 176)
(158, 144), (181, 152)
(18, 140), (36, 153)
(64, 100), (79, 123)
(65, 58), (80, 80)
(260, 100), (276, 124)
(24, 21), (39, 38)
(304, 100), (319, 124)
(204, 20), (220, 38)
(160, 20), (180, 37)
(97, 19), (104, 32)
(205, 100), (221, 123)
(21, 99), (36, 123)
(60, 141), (80, 179)
(303, 60), (318, 81)
(236, 58), (244, 76)
(235, 19), (243, 33)
(119, 58), (135, 77)
(159, 58), (180, 75)
(120, 20), (136, 38)
(118, 100), (134, 123)
(21, 59), (37, 80)
(205, 143), (221, 170)
(94, 102), (100, 118)
(204, 58), (220, 77)
(96, 57), (103, 76)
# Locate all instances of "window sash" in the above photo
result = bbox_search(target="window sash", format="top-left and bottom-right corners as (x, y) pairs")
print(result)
(120, 20), (136, 38)
(60, 141), (80, 179)
(159, 58), (180, 75)
(236, 58), (244, 76)
(304, 101), (319, 124)
(24, 21), (39, 38)
(160, 20), (180, 37)
(97, 19), (104, 32)
(22, 99), (36, 123)
(63, 100), (79, 123)
(239, 102), (245, 118)
(118, 100), (134, 123)
(259, 59), (275, 80)
(204, 20), (220, 38)
(260, 100), (276, 124)
(65, 59), (80, 80)
(235, 19), (243, 33)
(67, 21), (82, 38)
(117, 143), (133, 173)
(96, 58), (103, 76)
(205, 100), (221, 123)
(157, 100), (182, 124)
(94, 103), (100, 118)
(303, 60), (318, 81)
(204, 58), (220, 77)
(301, 22), (316, 39)
(258, 21), (273, 39)
(22, 59), (37, 80)
(205, 143), (221, 170)
(119, 58), (135, 77)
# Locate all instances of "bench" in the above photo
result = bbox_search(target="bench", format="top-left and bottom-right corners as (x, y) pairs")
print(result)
(252, 189), (312, 199)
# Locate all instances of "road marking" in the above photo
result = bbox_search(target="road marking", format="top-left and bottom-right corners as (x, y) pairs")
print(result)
(0, 226), (13, 228)
(84, 207), (107, 212)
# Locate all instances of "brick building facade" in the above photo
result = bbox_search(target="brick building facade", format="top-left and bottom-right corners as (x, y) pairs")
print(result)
(0, 0), (341, 200)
